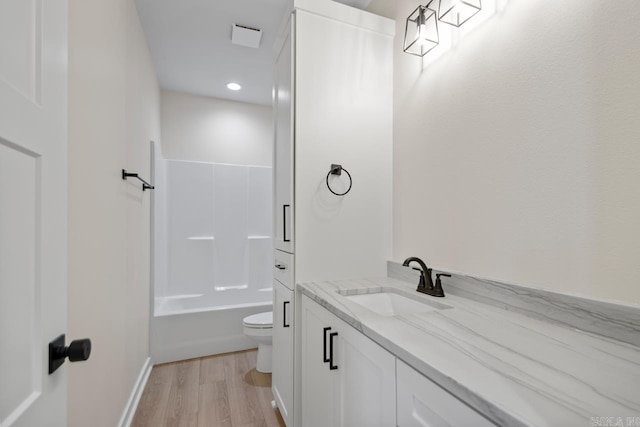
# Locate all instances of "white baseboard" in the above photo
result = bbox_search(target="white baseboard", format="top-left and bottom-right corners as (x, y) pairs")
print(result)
(117, 357), (152, 427)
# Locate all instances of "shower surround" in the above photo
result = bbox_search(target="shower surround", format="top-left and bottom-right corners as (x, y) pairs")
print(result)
(151, 143), (273, 362)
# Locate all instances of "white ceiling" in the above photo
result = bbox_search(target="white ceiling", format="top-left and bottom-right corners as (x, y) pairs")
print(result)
(134, 0), (375, 106)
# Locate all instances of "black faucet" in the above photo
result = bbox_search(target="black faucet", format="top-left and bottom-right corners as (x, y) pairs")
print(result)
(402, 257), (449, 297)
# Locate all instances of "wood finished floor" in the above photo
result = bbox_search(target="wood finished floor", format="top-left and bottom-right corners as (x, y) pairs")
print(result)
(132, 349), (286, 427)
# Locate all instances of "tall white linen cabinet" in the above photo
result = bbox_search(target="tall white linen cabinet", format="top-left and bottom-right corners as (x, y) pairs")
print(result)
(271, 1), (394, 426)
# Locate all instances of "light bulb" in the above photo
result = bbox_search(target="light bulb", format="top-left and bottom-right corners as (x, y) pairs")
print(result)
(416, 8), (428, 44)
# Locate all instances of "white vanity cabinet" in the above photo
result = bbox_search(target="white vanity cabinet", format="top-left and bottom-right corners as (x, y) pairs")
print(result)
(301, 296), (396, 427)
(302, 295), (496, 427)
(271, 11), (295, 425)
(271, 0), (394, 280)
(271, 1), (394, 425)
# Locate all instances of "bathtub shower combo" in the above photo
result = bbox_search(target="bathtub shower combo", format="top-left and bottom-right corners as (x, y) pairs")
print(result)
(151, 143), (273, 363)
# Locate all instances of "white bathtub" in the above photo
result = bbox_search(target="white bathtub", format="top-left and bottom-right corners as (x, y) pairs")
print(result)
(151, 293), (273, 364)
(154, 290), (272, 317)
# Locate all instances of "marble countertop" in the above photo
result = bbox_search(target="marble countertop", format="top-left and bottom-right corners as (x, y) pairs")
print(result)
(298, 276), (640, 427)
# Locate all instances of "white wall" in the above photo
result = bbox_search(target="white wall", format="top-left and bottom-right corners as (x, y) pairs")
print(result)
(161, 89), (272, 166)
(393, 0), (640, 304)
(68, 0), (160, 425)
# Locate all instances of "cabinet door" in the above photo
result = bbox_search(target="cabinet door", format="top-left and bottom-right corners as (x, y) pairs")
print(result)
(273, 14), (294, 253)
(301, 296), (337, 427)
(272, 279), (294, 426)
(301, 296), (396, 427)
(336, 321), (396, 427)
(397, 360), (495, 427)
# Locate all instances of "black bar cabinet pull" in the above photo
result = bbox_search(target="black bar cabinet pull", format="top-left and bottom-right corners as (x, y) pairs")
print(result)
(275, 264), (286, 270)
(283, 301), (290, 328)
(329, 332), (339, 370)
(283, 204), (290, 242)
(323, 327), (332, 363)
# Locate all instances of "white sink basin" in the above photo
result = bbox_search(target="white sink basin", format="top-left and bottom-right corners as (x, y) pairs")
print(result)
(340, 289), (452, 317)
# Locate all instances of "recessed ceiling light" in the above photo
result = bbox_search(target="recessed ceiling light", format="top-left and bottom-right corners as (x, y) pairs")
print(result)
(227, 82), (242, 91)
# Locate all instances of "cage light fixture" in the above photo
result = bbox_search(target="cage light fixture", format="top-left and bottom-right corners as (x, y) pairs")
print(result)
(403, 3), (439, 57)
(438, 0), (482, 27)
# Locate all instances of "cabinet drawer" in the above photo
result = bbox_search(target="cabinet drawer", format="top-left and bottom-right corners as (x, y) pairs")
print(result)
(273, 250), (294, 290)
(397, 360), (494, 427)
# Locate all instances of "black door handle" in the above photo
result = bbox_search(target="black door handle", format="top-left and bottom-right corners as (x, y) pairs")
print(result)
(275, 264), (286, 270)
(323, 327), (332, 363)
(49, 334), (92, 374)
(283, 301), (290, 327)
(329, 332), (338, 370)
(283, 204), (290, 242)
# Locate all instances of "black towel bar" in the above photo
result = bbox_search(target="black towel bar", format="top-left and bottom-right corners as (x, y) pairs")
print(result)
(122, 169), (154, 191)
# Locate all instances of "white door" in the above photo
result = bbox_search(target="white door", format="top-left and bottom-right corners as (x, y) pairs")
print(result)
(0, 0), (69, 426)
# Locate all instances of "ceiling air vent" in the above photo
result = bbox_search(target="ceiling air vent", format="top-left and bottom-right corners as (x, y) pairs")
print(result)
(231, 24), (262, 49)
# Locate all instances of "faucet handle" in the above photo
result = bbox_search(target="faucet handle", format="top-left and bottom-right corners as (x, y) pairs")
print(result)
(435, 273), (451, 289)
(412, 267), (428, 289)
(433, 273), (450, 297)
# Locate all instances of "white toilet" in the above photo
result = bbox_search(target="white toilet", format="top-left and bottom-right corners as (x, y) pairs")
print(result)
(243, 311), (273, 373)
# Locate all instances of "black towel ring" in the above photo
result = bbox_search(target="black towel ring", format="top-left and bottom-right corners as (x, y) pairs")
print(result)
(326, 164), (352, 196)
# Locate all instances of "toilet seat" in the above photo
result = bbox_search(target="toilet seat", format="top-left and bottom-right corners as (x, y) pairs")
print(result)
(243, 311), (272, 329)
